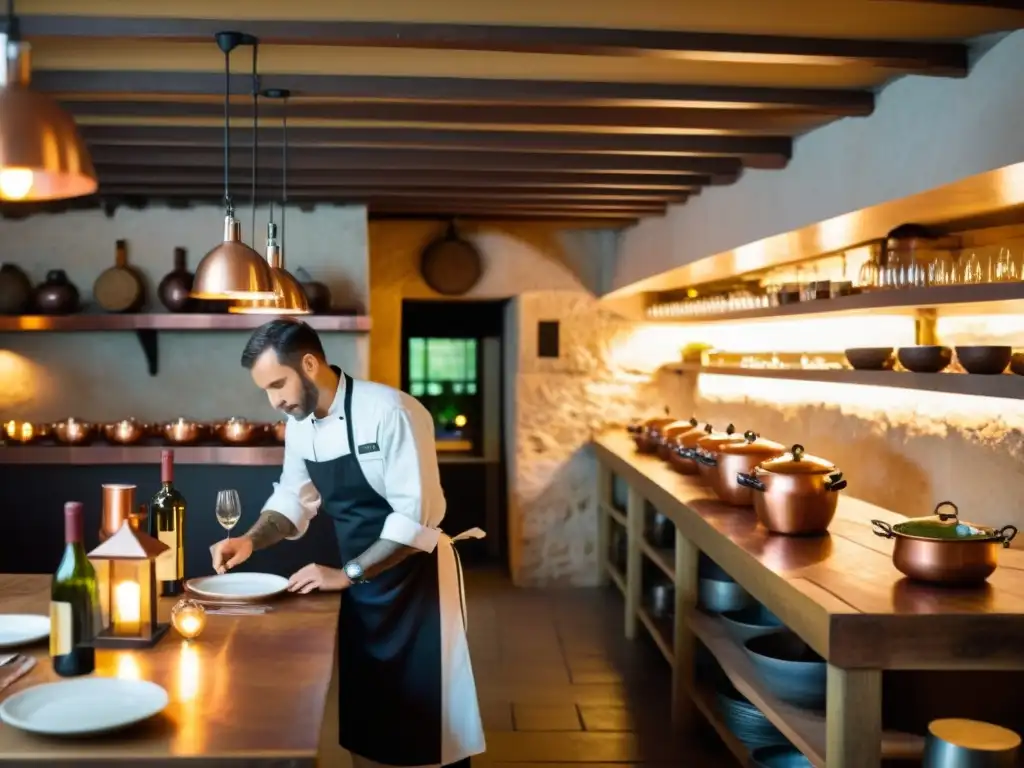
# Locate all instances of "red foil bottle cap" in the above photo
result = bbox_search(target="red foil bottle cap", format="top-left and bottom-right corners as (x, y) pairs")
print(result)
(64, 501), (84, 543)
(161, 449), (174, 484)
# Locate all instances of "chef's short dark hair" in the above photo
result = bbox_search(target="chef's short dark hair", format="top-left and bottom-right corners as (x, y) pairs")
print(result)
(241, 319), (326, 370)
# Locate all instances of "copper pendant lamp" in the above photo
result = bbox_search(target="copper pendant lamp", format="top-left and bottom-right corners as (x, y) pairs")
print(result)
(190, 32), (275, 301)
(231, 88), (310, 315)
(0, 2), (96, 202)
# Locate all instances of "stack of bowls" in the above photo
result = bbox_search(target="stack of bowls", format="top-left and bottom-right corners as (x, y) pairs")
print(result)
(744, 630), (827, 710)
(750, 745), (813, 768)
(715, 679), (787, 751)
(719, 604), (783, 644)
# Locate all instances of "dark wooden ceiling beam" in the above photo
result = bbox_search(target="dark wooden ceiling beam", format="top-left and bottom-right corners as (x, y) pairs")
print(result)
(95, 168), (714, 190)
(20, 16), (968, 75)
(63, 100), (832, 136)
(78, 125), (791, 167)
(88, 147), (743, 175)
(33, 71), (874, 115)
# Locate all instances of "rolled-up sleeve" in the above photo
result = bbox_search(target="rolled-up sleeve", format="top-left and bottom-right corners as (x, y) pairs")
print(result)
(379, 407), (443, 553)
(262, 427), (321, 539)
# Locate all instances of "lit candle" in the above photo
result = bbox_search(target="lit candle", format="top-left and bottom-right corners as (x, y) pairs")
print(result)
(112, 580), (141, 635)
(171, 598), (207, 640)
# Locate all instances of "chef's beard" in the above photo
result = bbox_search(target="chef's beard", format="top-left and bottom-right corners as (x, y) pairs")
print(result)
(288, 370), (320, 421)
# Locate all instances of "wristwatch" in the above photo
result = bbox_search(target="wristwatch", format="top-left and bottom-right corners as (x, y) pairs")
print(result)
(343, 561), (367, 584)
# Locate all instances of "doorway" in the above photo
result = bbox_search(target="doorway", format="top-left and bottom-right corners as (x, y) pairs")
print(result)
(400, 299), (508, 568)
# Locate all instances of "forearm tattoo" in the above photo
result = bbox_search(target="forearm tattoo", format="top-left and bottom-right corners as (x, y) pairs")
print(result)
(244, 510), (297, 551)
(353, 539), (418, 579)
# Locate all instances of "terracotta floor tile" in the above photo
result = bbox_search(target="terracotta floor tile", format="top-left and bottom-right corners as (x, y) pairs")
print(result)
(480, 701), (515, 732)
(512, 704), (582, 732)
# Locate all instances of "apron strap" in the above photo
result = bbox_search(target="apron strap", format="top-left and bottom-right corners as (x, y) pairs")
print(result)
(444, 528), (487, 632)
(341, 373), (356, 453)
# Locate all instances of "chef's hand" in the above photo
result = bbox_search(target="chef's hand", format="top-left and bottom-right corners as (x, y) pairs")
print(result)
(287, 563), (351, 594)
(210, 536), (254, 574)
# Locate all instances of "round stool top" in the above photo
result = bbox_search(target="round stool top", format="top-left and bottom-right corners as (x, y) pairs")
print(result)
(928, 719), (1022, 751)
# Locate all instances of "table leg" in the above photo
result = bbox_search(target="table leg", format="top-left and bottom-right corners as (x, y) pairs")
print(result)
(596, 462), (611, 588)
(671, 529), (699, 730)
(826, 665), (881, 768)
(624, 487), (644, 640)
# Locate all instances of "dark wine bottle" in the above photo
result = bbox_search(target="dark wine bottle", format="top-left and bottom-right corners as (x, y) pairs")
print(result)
(51, 501), (99, 678)
(151, 449), (186, 596)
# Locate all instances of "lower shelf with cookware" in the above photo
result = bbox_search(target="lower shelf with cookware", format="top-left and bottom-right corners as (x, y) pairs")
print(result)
(596, 429), (1024, 768)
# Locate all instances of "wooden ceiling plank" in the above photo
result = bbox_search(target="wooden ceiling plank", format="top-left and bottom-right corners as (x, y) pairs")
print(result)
(88, 147), (744, 175)
(20, 16), (968, 75)
(33, 71), (874, 115)
(63, 99), (835, 136)
(77, 124), (791, 165)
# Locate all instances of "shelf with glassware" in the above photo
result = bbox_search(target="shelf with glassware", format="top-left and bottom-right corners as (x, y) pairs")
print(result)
(643, 233), (1024, 324)
(594, 429), (1024, 767)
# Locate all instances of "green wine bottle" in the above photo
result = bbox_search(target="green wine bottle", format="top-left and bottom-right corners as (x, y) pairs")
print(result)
(51, 501), (99, 677)
(150, 449), (186, 597)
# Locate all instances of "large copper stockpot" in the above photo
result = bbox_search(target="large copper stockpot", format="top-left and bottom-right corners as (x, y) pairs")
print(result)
(656, 418), (700, 461)
(696, 430), (786, 506)
(627, 412), (675, 454)
(668, 422), (710, 475)
(692, 424), (744, 486)
(162, 417), (206, 445)
(736, 445), (847, 535)
(103, 418), (147, 445)
(872, 501), (1017, 586)
(51, 417), (95, 446)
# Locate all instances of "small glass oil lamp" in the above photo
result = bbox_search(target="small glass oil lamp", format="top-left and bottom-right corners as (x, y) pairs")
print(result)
(171, 598), (207, 640)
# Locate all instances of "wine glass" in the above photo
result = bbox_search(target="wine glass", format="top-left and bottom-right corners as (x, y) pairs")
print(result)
(215, 490), (242, 538)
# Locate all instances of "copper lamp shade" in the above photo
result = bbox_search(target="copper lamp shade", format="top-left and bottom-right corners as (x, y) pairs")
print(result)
(231, 222), (310, 315)
(0, 36), (97, 202)
(191, 215), (277, 300)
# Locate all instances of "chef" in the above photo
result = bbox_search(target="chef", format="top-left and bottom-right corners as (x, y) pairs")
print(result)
(210, 318), (486, 768)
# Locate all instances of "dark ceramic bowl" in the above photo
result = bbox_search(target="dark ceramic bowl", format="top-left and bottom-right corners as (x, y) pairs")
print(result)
(699, 577), (754, 615)
(844, 347), (895, 371)
(955, 346), (1011, 375)
(897, 345), (952, 373)
(719, 604), (784, 645)
(1010, 352), (1024, 377)
(744, 630), (826, 710)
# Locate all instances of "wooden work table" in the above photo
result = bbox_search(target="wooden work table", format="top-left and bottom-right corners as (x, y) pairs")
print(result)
(594, 430), (1024, 768)
(0, 574), (339, 767)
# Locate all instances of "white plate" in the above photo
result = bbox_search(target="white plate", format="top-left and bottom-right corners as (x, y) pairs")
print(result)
(0, 615), (50, 649)
(0, 678), (169, 736)
(185, 572), (289, 600)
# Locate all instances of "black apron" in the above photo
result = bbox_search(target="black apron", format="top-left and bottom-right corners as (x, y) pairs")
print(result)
(305, 373), (444, 766)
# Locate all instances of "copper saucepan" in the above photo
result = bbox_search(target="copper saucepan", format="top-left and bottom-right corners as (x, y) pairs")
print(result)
(216, 417), (263, 445)
(161, 417), (206, 445)
(103, 418), (147, 445)
(872, 501), (1017, 586)
(736, 445), (847, 535)
(50, 418), (96, 446)
(692, 424), (744, 486)
(695, 430), (786, 506)
(656, 418), (699, 462)
(627, 413), (674, 455)
(668, 422), (711, 475)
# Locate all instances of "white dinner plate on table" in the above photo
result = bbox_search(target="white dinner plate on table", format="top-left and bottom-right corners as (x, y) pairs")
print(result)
(186, 572), (289, 601)
(0, 678), (169, 736)
(0, 615), (49, 649)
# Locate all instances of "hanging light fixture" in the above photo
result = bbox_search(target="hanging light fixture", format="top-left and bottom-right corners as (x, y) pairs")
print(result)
(231, 88), (310, 315)
(0, 0), (96, 202)
(190, 32), (275, 301)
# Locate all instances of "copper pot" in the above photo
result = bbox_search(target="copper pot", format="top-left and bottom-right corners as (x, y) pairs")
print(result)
(216, 417), (261, 445)
(657, 418), (699, 461)
(3, 419), (39, 444)
(668, 423), (710, 475)
(871, 501), (1018, 586)
(268, 421), (287, 443)
(162, 417), (206, 445)
(103, 418), (147, 445)
(51, 417), (95, 446)
(736, 445), (847, 535)
(100, 483), (137, 541)
(693, 424), (744, 485)
(696, 430), (786, 507)
(628, 414), (674, 454)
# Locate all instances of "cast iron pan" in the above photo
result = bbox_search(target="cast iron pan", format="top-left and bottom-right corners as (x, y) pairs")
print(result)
(420, 222), (483, 296)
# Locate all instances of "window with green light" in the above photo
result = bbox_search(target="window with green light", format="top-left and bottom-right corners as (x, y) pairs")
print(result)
(407, 338), (478, 398)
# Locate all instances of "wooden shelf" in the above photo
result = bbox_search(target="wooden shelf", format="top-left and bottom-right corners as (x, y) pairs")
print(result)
(605, 559), (627, 596)
(690, 683), (750, 765)
(0, 313), (371, 377)
(0, 445), (284, 465)
(688, 610), (925, 766)
(640, 539), (675, 579)
(0, 313), (371, 332)
(648, 282), (1024, 325)
(637, 604), (673, 665)
(673, 364), (1024, 401)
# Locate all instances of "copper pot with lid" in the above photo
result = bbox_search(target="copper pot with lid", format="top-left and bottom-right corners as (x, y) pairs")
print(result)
(216, 417), (262, 445)
(668, 422), (712, 475)
(103, 418), (147, 445)
(161, 418), (206, 445)
(627, 410), (674, 454)
(656, 418), (700, 461)
(51, 417), (96, 446)
(696, 430), (786, 507)
(736, 445), (847, 535)
(872, 501), (1017, 586)
(692, 424), (744, 485)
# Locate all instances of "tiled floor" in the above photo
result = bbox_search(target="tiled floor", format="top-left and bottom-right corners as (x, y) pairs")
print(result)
(321, 568), (732, 766)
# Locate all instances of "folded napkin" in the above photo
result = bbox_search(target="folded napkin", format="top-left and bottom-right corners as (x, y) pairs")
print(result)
(0, 655), (36, 693)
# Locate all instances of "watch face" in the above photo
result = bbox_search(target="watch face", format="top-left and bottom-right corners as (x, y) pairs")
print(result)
(345, 562), (363, 581)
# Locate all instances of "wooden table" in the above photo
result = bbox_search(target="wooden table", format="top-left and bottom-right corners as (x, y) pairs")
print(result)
(594, 431), (1024, 768)
(0, 574), (339, 767)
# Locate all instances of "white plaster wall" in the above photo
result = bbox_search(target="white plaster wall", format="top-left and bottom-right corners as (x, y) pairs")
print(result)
(0, 204), (369, 422)
(612, 30), (1024, 290)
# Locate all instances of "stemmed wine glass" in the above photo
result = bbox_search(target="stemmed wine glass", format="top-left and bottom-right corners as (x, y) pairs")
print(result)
(215, 490), (242, 539)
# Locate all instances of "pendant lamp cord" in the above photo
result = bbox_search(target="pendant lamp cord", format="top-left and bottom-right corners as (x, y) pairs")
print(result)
(5, 0), (18, 39)
(250, 42), (260, 247)
(222, 43), (232, 217)
(281, 94), (289, 266)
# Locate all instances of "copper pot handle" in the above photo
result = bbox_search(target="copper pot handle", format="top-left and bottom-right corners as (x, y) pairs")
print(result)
(999, 525), (1019, 548)
(872, 519), (894, 539)
(675, 445), (696, 459)
(934, 500), (959, 522)
(694, 450), (717, 467)
(736, 473), (765, 492)
(826, 472), (847, 492)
